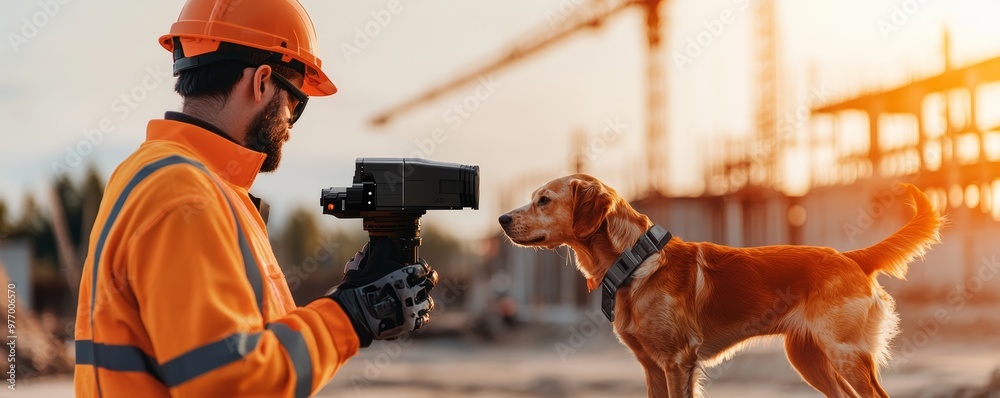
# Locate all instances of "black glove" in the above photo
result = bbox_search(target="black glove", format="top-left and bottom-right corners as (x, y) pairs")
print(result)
(326, 238), (437, 347)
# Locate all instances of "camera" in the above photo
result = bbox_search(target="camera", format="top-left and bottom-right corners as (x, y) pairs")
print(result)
(321, 158), (479, 263)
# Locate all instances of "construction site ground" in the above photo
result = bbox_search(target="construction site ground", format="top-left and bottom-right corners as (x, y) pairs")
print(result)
(13, 301), (1000, 398)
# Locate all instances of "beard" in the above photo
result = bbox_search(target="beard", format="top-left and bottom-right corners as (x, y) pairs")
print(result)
(244, 94), (289, 173)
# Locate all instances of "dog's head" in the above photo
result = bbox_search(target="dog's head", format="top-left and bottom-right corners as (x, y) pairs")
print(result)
(499, 174), (650, 290)
(498, 174), (614, 248)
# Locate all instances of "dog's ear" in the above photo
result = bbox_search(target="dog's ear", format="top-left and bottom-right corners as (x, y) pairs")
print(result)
(572, 179), (613, 240)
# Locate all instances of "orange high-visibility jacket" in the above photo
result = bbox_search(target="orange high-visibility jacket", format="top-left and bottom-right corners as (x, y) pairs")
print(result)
(74, 114), (359, 397)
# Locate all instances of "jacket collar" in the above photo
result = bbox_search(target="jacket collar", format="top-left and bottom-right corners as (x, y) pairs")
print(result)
(146, 112), (266, 190)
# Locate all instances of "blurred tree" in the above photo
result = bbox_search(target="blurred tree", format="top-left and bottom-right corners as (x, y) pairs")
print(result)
(282, 207), (322, 269)
(81, 164), (106, 201)
(13, 195), (45, 234)
(11, 195), (58, 272)
(53, 173), (84, 247)
(420, 223), (468, 278)
(78, 164), (105, 256)
(4, 166), (107, 313)
(0, 199), (10, 238)
(318, 228), (367, 283)
(279, 207), (363, 304)
(43, 165), (104, 275)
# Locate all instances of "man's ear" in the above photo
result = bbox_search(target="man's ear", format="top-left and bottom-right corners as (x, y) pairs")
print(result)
(571, 179), (612, 240)
(252, 65), (273, 103)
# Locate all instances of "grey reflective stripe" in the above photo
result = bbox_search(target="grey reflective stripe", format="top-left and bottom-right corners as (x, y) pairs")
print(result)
(233, 216), (265, 315)
(267, 323), (314, 398)
(78, 325), (312, 393)
(84, 155), (265, 392)
(159, 332), (263, 387)
(75, 340), (164, 383)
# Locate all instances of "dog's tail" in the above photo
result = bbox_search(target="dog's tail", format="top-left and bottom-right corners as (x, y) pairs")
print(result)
(843, 184), (943, 279)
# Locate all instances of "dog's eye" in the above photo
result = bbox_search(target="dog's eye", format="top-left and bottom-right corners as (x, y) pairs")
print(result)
(538, 196), (551, 206)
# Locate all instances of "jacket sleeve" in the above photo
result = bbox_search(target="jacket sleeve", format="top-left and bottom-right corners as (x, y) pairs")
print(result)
(126, 188), (359, 397)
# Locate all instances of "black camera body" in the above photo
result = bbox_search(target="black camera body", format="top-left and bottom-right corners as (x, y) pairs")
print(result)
(321, 158), (479, 263)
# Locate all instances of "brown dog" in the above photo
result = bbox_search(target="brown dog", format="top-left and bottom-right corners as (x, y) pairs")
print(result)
(498, 174), (942, 398)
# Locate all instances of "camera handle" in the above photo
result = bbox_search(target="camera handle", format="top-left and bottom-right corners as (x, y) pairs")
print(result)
(362, 212), (425, 264)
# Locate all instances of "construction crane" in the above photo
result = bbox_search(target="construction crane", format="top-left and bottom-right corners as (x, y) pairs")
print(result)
(370, 0), (669, 192)
(703, 0), (782, 195)
(755, 0), (780, 190)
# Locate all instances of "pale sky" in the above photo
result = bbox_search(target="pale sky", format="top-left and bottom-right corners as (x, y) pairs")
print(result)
(4, 0), (1000, 240)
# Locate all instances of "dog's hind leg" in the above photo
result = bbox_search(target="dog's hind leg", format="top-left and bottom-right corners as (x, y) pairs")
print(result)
(830, 351), (888, 398)
(866, 287), (897, 398)
(824, 297), (895, 398)
(785, 334), (860, 398)
(869, 363), (890, 398)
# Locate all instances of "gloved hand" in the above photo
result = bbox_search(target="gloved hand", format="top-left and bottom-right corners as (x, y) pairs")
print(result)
(326, 238), (438, 347)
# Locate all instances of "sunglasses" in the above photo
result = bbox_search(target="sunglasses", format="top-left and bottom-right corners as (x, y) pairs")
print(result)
(270, 72), (309, 125)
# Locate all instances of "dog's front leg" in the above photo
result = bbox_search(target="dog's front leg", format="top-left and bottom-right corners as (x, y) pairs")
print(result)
(665, 347), (702, 398)
(638, 353), (670, 398)
(619, 333), (670, 397)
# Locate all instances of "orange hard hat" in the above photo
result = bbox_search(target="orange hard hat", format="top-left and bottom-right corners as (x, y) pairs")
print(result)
(159, 0), (337, 96)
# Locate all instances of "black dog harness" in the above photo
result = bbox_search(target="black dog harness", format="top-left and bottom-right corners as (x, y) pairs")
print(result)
(600, 225), (672, 322)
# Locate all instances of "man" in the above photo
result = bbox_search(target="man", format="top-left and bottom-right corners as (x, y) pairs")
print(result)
(74, 1), (437, 396)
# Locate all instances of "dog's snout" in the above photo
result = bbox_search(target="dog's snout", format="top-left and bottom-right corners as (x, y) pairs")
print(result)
(498, 214), (513, 226)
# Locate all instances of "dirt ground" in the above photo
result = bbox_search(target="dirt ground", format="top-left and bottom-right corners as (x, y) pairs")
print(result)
(315, 330), (1000, 397)
(10, 302), (1000, 398)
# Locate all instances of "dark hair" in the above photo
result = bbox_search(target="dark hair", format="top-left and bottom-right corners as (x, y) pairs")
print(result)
(174, 59), (304, 102)
(171, 38), (306, 101)
(174, 59), (248, 101)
